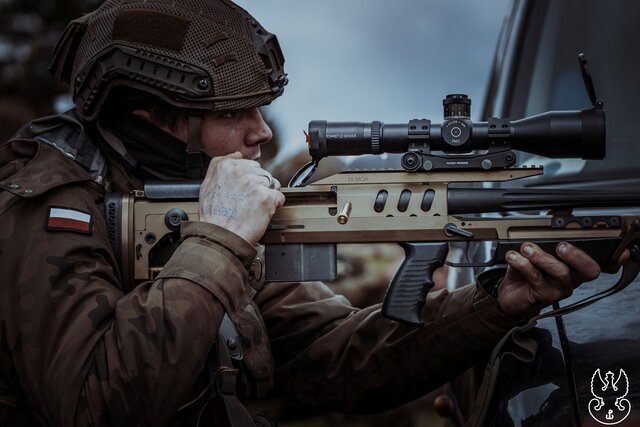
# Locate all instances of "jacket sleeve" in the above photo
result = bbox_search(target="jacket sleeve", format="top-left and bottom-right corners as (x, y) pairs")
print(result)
(0, 183), (256, 426)
(256, 268), (522, 413)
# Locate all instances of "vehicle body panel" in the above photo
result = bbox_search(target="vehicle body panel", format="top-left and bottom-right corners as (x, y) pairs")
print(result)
(481, 1), (640, 425)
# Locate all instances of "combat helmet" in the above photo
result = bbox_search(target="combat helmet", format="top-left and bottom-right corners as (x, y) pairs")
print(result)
(49, 0), (287, 177)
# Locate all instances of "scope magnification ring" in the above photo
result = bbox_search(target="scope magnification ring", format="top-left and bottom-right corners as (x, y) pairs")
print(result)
(371, 121), (381, 154)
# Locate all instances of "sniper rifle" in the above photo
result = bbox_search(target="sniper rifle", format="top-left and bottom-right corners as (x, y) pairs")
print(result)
(105, 54), (640, 327)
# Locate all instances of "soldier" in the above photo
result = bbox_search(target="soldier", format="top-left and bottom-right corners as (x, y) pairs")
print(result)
(0, 0), (619, 426)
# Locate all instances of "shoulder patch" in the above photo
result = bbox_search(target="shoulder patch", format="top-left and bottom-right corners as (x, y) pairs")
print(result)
(46, 206), (93, 234)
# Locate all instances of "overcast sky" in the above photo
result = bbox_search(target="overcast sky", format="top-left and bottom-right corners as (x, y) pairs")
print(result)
(234, 0), (512, 161)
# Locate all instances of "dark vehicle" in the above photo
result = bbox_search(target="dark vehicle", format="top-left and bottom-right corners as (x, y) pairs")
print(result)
(480, 0), (640, 426)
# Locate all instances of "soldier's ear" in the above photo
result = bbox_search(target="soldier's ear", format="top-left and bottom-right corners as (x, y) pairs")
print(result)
(132, 109), (153, 122)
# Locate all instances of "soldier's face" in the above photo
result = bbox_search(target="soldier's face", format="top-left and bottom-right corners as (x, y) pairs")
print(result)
(198, 107), (273, 161)
(137, 106), (273, 161)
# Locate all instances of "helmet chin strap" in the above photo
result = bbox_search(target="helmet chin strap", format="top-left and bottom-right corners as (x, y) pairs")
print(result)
(186, 110), (205, 179)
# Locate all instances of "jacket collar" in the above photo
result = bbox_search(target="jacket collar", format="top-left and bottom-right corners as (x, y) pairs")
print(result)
(0, 139), (93, 199)
(10, 109), (108, 186)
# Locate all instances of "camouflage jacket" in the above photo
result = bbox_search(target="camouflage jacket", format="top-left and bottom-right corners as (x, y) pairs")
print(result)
(0, 112), (522, 426)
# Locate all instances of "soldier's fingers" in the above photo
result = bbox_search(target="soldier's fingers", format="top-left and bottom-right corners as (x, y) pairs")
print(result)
(555, 242), (601, 283)
(203, 151), (243, 185)
(257, 188), (285, 217)
(274, 190), (285, 208)
(272, 177), (282, 191)
(602, 249), (630, 274)
(506, 250), (567, 303)
(520, 243), (571, 278)
(262, 175), (281, 190)
(268, 177), (282, 190)
(506, 250), (544, 288)
(203, 157), (265, 195)
(520, 242), (572, 293)
(619, 249), (631, 265)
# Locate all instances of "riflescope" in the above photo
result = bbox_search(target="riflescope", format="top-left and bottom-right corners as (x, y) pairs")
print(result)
(306, 54), (604, 172)
(308, 91), (605, 172)
(287, 53), (605, 188)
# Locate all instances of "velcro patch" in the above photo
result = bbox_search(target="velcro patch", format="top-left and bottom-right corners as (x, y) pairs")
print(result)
(113, 10), (190, 52)
(46, 207), (93, 234)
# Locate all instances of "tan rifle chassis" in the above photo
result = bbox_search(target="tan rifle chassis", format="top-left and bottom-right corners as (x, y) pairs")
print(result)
(106, 167), (640, 326)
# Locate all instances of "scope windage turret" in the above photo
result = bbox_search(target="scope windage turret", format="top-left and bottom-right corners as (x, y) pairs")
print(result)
(307, 93), (605, 171)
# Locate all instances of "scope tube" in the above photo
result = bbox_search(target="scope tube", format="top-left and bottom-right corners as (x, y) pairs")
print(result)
(308, 106), (605, 161)
(307, 121), (414, 157)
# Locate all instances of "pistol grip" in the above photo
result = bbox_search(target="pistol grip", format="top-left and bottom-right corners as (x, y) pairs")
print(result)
(382, 242), (449, 327)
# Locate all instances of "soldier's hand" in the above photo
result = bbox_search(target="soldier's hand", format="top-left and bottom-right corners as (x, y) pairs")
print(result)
(497, 242), (624, 319)
(199, 152), (285, 246)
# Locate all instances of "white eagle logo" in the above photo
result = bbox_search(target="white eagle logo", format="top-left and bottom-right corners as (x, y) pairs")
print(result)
(588, 368), (631, 425)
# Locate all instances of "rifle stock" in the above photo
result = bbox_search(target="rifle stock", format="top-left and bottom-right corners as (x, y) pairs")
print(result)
(105, 167), (640, 327)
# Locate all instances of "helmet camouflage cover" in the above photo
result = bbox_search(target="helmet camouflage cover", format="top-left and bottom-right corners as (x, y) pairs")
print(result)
(50, 0), (287, 120)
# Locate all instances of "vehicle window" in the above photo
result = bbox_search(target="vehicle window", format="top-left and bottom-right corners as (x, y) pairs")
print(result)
(515, 0), (640, 176)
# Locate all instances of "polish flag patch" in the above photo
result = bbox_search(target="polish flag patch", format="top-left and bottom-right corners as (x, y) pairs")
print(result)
(46, 207), (93, 234)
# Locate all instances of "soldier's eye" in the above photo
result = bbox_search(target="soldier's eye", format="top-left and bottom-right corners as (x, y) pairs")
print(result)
(220, 110), (237, 119)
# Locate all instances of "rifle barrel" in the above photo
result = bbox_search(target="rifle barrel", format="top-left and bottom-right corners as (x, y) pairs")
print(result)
(448, 188), (640, 214)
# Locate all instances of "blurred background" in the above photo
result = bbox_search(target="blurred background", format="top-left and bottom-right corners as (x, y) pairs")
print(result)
(0, 0), (511, 168)
(232, 0), (512, 175)
(0, 1), (512, 425)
